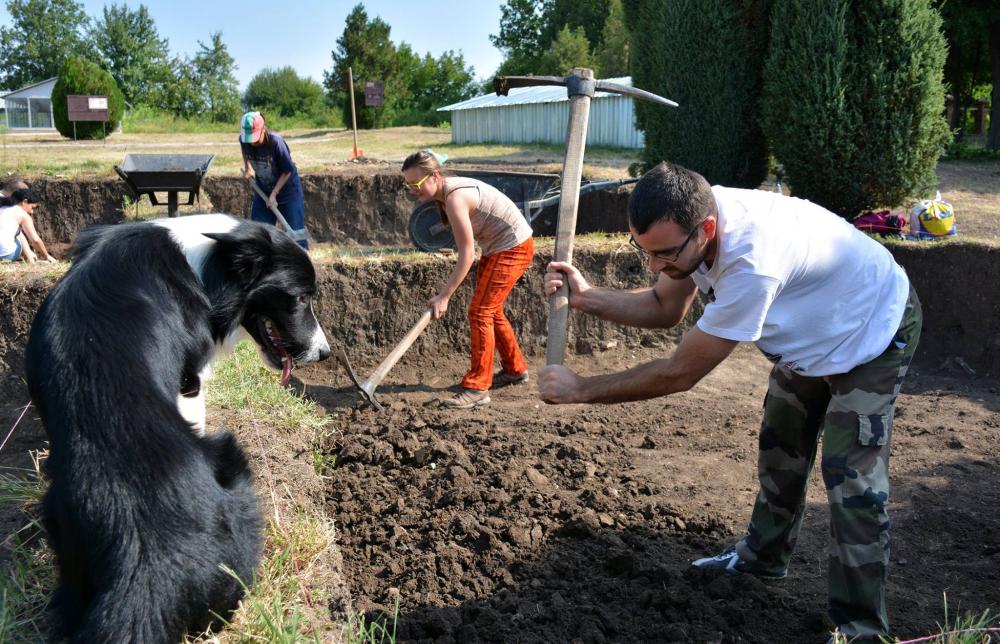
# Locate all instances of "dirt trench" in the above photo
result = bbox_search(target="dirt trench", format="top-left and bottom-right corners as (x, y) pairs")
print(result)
(27, 171), (632, 246)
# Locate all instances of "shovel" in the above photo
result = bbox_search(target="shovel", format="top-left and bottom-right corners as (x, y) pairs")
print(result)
(336, 309), (434, 411)
(243, 172), (310, 243)
(494, 68), (677, 365)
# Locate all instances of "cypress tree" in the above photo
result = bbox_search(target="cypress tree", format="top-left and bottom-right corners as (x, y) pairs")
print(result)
(630, 0), (770, 187)
(51, 56), (125, 140)
(762, 0), (950, 217)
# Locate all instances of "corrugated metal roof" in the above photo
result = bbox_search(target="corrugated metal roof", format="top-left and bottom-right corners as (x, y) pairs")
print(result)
(439, 77), (634, 112)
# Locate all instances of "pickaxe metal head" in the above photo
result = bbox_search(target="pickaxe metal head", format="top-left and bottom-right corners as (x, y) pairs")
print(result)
(494, 68), (678, 107)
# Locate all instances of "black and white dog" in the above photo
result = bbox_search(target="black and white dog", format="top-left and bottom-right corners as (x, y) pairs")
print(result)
(24, 215), (330, 643)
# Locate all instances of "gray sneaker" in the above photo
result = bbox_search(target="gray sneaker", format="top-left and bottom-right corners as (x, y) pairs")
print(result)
(493, 370), (529, 387)
(691, 545), (787, 579)
(441, 388), (491, 409)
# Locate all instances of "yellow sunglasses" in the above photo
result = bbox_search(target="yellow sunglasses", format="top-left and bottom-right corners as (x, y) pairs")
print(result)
(404, 173), (433, 191)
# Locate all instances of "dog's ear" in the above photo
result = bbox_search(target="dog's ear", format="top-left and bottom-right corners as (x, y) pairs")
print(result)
(203, 226), (275, 286)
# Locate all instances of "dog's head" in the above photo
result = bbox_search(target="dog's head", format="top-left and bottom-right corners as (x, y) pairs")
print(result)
(203, 223), (330, 384)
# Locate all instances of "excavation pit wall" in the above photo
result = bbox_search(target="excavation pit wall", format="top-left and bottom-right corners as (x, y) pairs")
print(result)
(2, 240), (999, 387)
(26, 171), (632, 246)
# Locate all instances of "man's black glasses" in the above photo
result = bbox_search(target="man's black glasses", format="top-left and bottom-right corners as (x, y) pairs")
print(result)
(628, 226), (699, 263)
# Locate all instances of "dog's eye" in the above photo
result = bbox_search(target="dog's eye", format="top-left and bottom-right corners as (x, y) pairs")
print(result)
(297, 295), (309, 306)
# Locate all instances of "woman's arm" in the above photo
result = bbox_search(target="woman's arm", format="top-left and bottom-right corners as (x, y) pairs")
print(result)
(428, 191), (476, 320)
(18, 213), (56, 262)
(269, 171), (292, 209)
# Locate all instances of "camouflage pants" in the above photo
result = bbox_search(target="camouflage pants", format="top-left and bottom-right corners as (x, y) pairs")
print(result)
(735, 287), (922, 641)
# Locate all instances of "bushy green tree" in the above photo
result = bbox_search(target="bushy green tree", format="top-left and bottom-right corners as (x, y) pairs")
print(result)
(593, 0), (629, 78)
(145, 56), (204, 118)
(244, 67), (326, 118)
(762, 0), (950, 217)
(0, 0), (91, 89)
(541, 0), (610, 55)
(323, 4), (402, 129)
(90, 3), (171, 106)
(490, 0), (548, 76)
(538, 25), (592, 76)
(394, 47), (477, 126)
(630, 0), (770, 187)
(192, 32), (241, 123)
(51, 55), (125, 139)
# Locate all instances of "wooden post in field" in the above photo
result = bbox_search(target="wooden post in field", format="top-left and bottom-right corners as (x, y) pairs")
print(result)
(347, 66), (363, 160)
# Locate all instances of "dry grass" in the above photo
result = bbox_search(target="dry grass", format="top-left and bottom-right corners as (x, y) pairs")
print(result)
(0, 126), (632, 180)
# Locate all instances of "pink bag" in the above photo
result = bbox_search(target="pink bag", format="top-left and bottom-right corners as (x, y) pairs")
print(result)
(852, 210), (907, 238)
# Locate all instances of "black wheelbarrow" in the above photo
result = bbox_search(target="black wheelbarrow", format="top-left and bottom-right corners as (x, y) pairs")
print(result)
(115, 153), (215, 218)
(407, 169), (638, 252)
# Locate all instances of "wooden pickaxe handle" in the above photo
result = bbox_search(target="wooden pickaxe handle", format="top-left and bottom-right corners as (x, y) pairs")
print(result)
(494, 69), (676, 366)
(546, 72), (592, 366)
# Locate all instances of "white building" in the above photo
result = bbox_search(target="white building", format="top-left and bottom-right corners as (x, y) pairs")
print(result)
(4, 77), (56, 130)
(438, 77), (646, 149)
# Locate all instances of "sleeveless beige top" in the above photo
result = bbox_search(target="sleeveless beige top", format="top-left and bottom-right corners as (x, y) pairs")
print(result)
(442, 178), (532, 256)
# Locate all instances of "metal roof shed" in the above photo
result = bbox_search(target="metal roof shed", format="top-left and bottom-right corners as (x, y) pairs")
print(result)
(439, 76), (645, 149)
(4, 77), (57, 129)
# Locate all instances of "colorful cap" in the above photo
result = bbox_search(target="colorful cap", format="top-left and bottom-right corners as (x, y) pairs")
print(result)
(241, 111), (265, 144)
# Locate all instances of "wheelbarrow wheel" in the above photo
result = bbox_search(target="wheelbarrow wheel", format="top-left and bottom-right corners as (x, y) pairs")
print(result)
(408, 201), (455, 252)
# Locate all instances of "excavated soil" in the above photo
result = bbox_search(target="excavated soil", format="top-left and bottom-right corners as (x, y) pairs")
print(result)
(2, 227), (999, 641)
(300, 347), (1000, 643)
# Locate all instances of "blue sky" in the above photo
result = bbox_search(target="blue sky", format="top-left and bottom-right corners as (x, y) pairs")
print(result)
(1, 1), (506, 89)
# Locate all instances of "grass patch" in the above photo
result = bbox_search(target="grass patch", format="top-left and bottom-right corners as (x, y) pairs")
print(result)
(197, 515), (339, 644)
(0, 451), (56, 643)
(207, 341), (330, 435)
(828, 594), (999, 643)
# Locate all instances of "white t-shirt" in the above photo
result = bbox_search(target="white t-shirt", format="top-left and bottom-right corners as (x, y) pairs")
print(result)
(691, 187), (910, 377)
(0, 206), (23, 257)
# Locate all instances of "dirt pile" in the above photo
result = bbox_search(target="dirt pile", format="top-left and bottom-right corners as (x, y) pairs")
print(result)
(2, 241), (999, 388)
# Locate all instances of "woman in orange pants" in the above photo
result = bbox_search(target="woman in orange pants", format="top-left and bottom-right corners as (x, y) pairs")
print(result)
(402, 150), (534, 408)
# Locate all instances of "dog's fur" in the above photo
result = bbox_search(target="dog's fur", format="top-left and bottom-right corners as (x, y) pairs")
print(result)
(24, 215), (330, 643)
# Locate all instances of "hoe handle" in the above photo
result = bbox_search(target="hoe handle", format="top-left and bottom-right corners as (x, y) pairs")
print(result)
(367, 309), (434, 389)
(245, 173), (309, 242)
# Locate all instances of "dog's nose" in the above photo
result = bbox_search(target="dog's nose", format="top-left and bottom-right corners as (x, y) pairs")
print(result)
(318, 345), (331, 362)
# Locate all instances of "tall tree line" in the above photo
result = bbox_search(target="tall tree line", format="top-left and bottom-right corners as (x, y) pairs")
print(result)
(323, 4), (478, 129)
(0, 0), (241, 123)
(489, 0), (630, 78)
(495, 0), (992, 217)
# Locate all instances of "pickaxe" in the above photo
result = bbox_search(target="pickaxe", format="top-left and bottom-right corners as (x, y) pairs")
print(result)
(494, 68), (677, 365)
(335, 309), (434, 411)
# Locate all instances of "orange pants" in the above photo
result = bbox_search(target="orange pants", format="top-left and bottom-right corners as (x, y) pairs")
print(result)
(462, 237), (534, 391)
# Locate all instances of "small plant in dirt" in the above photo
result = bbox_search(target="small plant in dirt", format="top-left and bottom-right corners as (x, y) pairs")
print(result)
(51, 56), (126, 140)
(827, 594), (999, 644)
(342, 596), (399, 644)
